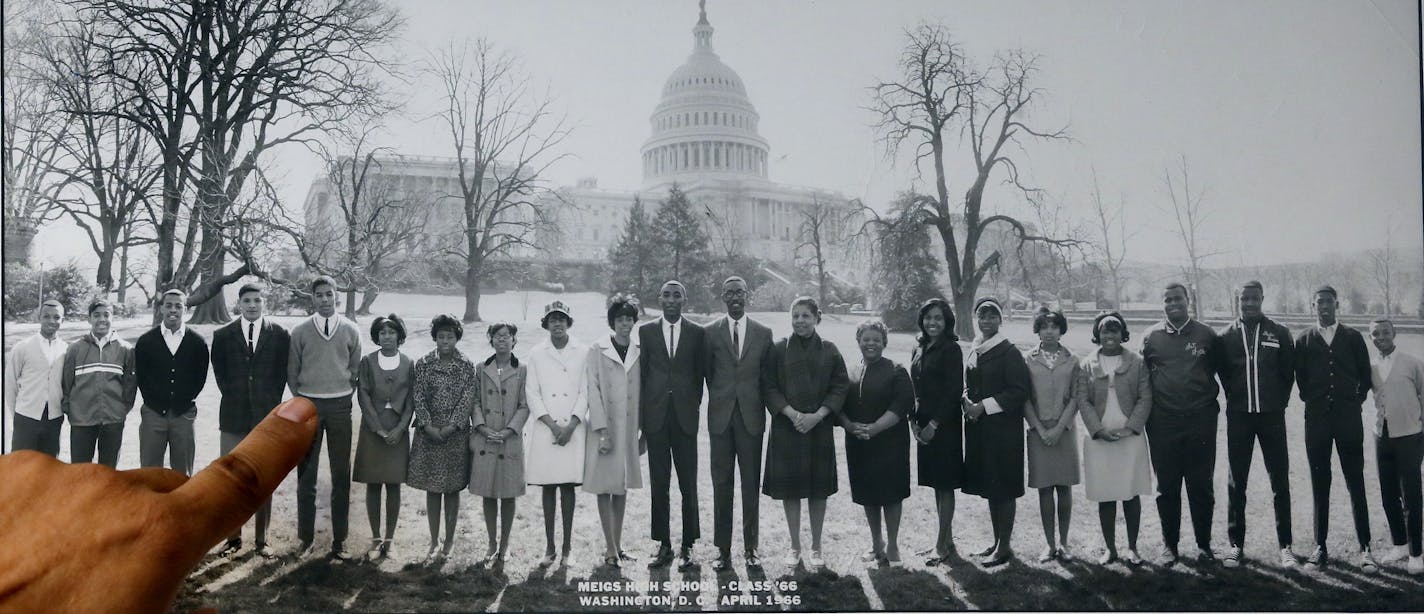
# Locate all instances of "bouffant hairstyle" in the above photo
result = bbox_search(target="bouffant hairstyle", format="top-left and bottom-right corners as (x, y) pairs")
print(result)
(1091, 311), (1130, 345)
(606, 294), (640, 329)
(486, 321), (518, 341)
(789, 295), (821, 323)
(1032, 308), (1068, 335)
(370, 314), (407, 345)
(916, 298), (958, 345)
(430, 314), (463, 340)
(855, 319), (889, 343)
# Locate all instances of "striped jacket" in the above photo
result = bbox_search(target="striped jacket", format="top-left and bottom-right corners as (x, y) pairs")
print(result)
(1218, 317), (1295, 414)
(60, 333), (138, 426)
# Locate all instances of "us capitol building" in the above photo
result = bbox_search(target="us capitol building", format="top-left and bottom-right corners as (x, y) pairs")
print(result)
(304, 3), (868, 292)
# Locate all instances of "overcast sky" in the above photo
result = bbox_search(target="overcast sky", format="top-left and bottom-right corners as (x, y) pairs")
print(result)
(30, 0), (1424, 272)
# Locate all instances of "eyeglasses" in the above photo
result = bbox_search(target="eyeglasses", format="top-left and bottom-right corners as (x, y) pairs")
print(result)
(490, 333), (514, 340)
(722, 290), (748, 297)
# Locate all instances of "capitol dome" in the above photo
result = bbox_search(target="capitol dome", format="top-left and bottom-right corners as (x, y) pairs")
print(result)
(641, 4), (770, 187)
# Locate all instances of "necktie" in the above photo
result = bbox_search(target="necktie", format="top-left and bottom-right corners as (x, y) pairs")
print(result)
(248, 322), (255, 354)
(323, 318), (330, 337)
(732, 320), (741, 359)
(668, 323), (676, 357)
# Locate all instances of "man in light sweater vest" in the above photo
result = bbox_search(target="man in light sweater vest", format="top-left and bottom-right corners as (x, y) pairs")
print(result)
(134, 289), (210, 476)
(4, 300), (69, 455)
(288, 276), (363, 560)
(1369, 319), (1424, 574)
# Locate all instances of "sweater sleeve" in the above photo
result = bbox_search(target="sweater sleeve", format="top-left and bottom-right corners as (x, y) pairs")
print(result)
(1353, 330), (1373, 404)
(4, 344), (23, 416)
(122, 345), (139, 411)
(61, 344), (77, 417)
(210, 329), (230, 396)
(287, 328), (303, 398)
(1275, 325), (1296, 404)
(192, 335), (210, 399)
(348, 326), (362, 389)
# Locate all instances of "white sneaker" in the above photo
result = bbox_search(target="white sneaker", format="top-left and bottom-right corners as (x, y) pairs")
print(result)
(807, 550), (826, 569)
(1222, 545), (1243, 568)
(1279, 547), (1298, 568)
(1409, 556), (1424, 575)
(1386, 544), (1410, 563)
(783, 550), (801, 567)
(1359, 548), (1379, 573)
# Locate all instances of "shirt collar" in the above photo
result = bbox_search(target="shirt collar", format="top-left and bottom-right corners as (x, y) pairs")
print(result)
(661, 315), (682, 328)
(1320, 322), (1338, 334)
(92, 332), (117, 347)
(242, 315), (265, 330)
(1165, 317), (1193, 334)
(727, 313), (744, 324)
(162, 324), (186, 338)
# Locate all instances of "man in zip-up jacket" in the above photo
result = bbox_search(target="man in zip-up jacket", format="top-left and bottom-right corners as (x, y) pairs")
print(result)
(61, 299), (138, 468)
(134, 289), (210, 476)
(1217, 281), (1297, 569)
(1294, 285), (1375, 570)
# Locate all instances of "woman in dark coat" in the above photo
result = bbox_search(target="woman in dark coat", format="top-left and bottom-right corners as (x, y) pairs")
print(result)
(762, 296), (850, 570)
(842, 320), (914, 566)
(910, 298), (964, 567)
(353, 314), (415, 561)
(961, 297), (1031, 567)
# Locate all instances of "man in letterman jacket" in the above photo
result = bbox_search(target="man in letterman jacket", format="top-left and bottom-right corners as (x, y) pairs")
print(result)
(134, 289), (210, 476)
(1294, 284), (1375, 570)
(1217, 281), (1297, 569)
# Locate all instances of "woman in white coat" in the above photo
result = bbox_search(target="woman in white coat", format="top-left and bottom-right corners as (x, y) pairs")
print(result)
(584, 295), (644, 567)
(524, 300), (589, 567)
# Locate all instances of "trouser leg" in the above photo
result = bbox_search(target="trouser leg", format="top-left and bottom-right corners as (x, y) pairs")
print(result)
(647, 425), (672, 544)
(1183, 413), (1218, 551)
(1257, 412), (1294, 548)
(733, 411), (763, 551)
(323, 398), (354, 546)
(96, 422), (124, 468)
(710, 420), (736, 551)
(1148, 421), (1185, 551)
(1332, 411), (1371, 549)
(1304, 414), (1333, 546)
(671, 420), (700, 546)
(1225, 414), (1254, 547)
(139, 405), (168, 469)
(70, 425), (99, 464)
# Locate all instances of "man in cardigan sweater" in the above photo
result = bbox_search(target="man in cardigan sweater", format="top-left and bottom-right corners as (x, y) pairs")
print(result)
(1295, 285), (1375, 570)
(287, 276), (363, 560)
(210, 283), (290, 558)
(4, 300), (69, 455)
(1368, 319), (1424, 574)
(135, 290), (210, 476)
(1218, 281), (1298, 569)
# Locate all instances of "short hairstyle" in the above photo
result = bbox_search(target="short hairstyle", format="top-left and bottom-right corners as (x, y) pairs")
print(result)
(39, 299), (64, 313)
(311, 275), (338, 294)
(1163, 282), (1189, 299)
(237, 283), (265, 297)
(87, 299), (112, 315)
(606, 294), (640, 328)
(1033, 308), (1068, 335)
(486, 321), (518, 340)
(1091, 311), (1130, 344)
(160, 289), (187, 304)
(1240, 280), (1264, 293)
(660, 280), (686, 293)
(370, 313), (407, 344)
(430, 314), (463, 340)
(722, 276), (747, 287)
(790, 295), (821, 322)
(1371, 318), (1395, 332)
(855, 319), (889, 343)
(916, 297), (958, 345)
(1315, 285), (1338, 299)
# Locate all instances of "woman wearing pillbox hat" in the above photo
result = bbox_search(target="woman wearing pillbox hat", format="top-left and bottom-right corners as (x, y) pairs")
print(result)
(960, 297), (1031, 567)
(525, 300), (589, 567)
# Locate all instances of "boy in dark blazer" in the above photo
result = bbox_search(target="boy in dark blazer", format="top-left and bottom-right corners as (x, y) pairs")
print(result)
(134, 289), (209, 477)
(703, 276), (773, 571)
(1295, 285), (1375, 570)
(639, 280), (707, 570)
(210, 283), (290, 558)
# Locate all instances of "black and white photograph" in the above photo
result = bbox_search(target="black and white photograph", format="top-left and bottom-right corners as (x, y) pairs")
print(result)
(1, 0), (1421, 611)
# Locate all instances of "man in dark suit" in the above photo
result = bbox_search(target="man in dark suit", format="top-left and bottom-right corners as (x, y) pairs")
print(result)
(639, 280), (707, 571)
(703, 276), (772, 571)
(1295, 285), (1376, 570)
(210, 283), (290, 558)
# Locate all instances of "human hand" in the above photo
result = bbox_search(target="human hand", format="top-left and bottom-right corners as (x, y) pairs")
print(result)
(425, 425), (444, 443)
(383, 430), (401, 446)
(638, 432), (647, 456)
(597, 429), (612, 455)
(1111, 427), (1136, 439)
(0, 397), (317, 613)
(1042, 427), (1062, 447)
(1095, 428), (1120, 442)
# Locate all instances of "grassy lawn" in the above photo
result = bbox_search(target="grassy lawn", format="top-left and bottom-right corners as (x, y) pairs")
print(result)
(7, 291), (1422, 611)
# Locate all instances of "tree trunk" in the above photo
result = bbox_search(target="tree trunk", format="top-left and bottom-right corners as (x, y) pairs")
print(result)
(186, 250), (234, 325)
(344, 289), (357, 319)
(95, 247), (116, 296)
(953, 286), (976, 339)
(357, 290), (379, 315)
(117, 239), (130, 304)
(463, 262), (483, 323)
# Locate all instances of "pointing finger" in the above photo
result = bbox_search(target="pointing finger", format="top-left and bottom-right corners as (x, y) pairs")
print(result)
(172, 397), (317, 554)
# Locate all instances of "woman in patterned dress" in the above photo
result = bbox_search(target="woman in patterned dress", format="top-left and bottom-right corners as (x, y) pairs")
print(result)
(353, 314), (415, 561)
(761, 296), (849, 570)
(469, 322), (529, 568)
(407, 314), (476, 562)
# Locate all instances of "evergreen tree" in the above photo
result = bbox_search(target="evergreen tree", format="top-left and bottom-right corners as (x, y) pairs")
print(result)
(608, 196), (657, 308)
(650, 184), (715, 311)
(876, 194), (942, 331)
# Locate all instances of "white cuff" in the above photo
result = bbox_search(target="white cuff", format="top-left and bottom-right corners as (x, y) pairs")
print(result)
(983, 397), (1003, 415)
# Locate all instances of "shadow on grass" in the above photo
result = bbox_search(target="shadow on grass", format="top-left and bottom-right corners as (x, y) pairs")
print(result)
(176, 557), (502, 613)
(945, 553), (1112, 611)
(868, 567), (965, 610)
(778, 566), (871, 612)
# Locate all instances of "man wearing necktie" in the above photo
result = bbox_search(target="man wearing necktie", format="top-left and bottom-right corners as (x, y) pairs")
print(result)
(703, 276), (773, 571)
(210, 283), (290, 558)
(639, 280), (708, 570)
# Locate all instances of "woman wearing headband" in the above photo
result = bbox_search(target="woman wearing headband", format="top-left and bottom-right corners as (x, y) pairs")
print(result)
(1024, 308), (1081, 563)
(1077, 311), (1153, 565)
(960, 297), (1030, 567)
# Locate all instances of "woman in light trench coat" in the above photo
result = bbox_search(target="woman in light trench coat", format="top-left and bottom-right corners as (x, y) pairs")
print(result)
(468, 322), (529, 568)
(583, 295), (645, 567)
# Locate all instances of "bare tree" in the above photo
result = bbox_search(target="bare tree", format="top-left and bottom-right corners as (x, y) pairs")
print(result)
(75, 0), (403, 323)
(796, 195), (846, 307)
(3, 0), (71, 263)
(38, 14), (161, 294)
(1367, 213), (1399, 315)
(427, 38), (571, 322)
(869, 23), (1075, 337)
(1161, 154), (1220, 317)
(1089, 168), (1132, 309)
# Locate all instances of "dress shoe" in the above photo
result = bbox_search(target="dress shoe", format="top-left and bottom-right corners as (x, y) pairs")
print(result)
(293, 540), (317, 559)
(216, 539), (243, 558)
(329, 543), (350, 562)
(677, 547), (697, 571)
(807, 550), (826, 569)
(648, 543), (674, 569)
(618, 550), (636, 562)
(744, 549), (762, 569)
(254, 543), (276, 559)
(713, 551), (734, 572)
(1156, 547), (1178, 568)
